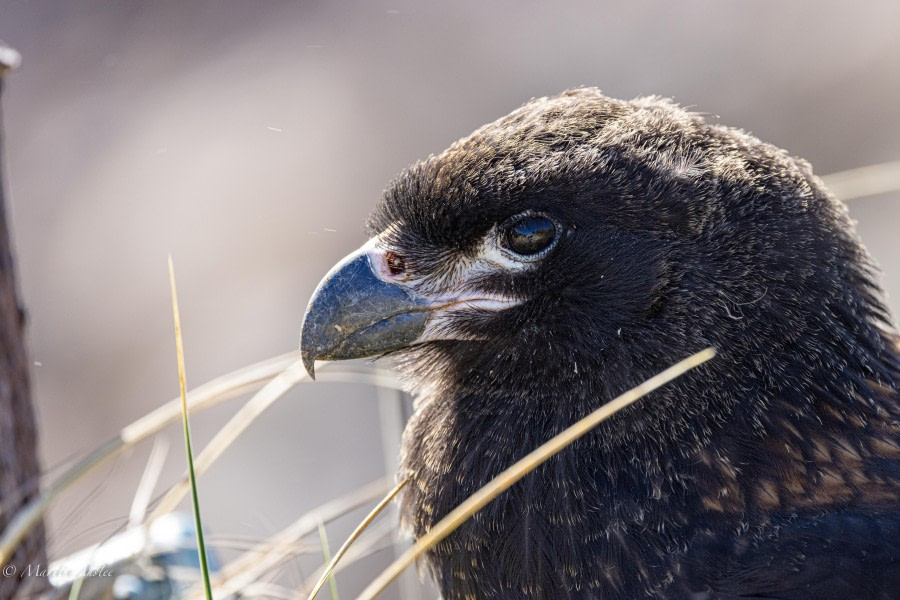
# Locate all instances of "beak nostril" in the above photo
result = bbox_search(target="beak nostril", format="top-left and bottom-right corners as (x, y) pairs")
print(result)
(385, 251), (406, 276)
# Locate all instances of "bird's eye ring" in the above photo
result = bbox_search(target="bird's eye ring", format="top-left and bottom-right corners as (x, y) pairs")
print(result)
(499, 212), (559, 260)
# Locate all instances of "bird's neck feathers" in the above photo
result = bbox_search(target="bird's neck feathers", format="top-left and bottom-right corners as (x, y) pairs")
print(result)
(398, 316), (899, 510)
(396, 316), (899, 597)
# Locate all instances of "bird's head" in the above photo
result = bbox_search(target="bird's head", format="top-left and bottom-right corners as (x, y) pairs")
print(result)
(301, 88), (891, 440)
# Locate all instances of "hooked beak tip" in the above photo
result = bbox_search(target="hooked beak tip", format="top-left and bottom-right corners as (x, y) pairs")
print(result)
(299, 248), (430, 379)
(301, 348), (317, 380)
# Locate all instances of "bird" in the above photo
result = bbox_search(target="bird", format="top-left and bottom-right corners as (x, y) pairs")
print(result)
(300, 88), (900, 599)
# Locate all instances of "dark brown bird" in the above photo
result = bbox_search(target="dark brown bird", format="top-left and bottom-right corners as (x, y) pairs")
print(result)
(300, 89), (900, 599)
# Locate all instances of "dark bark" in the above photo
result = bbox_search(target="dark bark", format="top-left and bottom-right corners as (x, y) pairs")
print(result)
(0, 44), (47, 598)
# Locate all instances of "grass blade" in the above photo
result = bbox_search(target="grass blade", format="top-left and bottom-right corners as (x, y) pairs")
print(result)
(299, 519), (400, 596)
(148, 360), (308, 522)
(0, 357), (400, 566)
(168, 256), (213, 600)
(306, 479), (407, 600)
(822, 160), (900, 201)
(194, 478), (390, 600)
(129, 436), (169, 527)
(316, 521), (339, 600)
(0, 353), (298, 567)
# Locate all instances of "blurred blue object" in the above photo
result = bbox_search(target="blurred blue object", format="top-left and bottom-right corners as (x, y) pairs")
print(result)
(46, 513), (220, 600)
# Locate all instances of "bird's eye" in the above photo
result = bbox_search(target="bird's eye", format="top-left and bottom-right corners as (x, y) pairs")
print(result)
(501, 214), (558, 258)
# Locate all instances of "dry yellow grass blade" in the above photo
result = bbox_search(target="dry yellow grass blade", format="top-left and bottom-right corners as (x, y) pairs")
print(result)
(314, 367), (404, 390)
(148, 360), (308, 521)
(128, 436), (169, 527)
(306, 479), (408, 600)
(357, 347), (717, 600)
(148, 362), (405, 522)
(241, 581), (304, 600)
(823, 160), (900, 201)
(0, 356), (402, 565)
(299, 518), (400, 597)
(121, 353), (300, 446)
(190, 478), (392, 600)
(0, 352), (297, 566)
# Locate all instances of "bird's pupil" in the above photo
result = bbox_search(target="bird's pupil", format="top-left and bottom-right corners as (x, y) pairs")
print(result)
(504, 216), (556, 256)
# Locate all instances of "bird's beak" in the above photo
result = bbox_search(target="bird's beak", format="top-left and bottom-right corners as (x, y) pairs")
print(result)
(300, 242), (430, 379)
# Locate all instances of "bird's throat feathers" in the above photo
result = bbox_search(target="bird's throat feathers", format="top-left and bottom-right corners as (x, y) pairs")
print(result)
(396, 326), (899, 598)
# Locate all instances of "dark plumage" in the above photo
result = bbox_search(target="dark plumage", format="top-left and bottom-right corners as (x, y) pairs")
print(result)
(301, 88), (900, 599)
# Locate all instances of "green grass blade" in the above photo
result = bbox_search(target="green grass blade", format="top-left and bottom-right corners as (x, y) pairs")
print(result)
(317, 521), (339, 600)
(169, 255), (214, 600)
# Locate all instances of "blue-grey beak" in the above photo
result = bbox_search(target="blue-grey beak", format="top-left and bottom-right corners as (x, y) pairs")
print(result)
(300, 247), (430, 379)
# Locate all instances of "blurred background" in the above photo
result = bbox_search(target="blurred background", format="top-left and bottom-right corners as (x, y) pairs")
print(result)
(1, 1), (898, 597)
